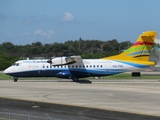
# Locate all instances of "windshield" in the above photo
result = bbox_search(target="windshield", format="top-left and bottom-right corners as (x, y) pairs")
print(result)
(12, 63), (19, 66)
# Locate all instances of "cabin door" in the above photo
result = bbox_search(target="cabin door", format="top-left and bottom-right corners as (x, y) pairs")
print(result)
(105, 61), (111, 74)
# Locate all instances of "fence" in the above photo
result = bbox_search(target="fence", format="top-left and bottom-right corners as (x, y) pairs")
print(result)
(0, 108), (74, 120)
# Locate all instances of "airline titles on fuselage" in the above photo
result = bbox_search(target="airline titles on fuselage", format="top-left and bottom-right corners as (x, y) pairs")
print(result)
(23, 60), (48, 63)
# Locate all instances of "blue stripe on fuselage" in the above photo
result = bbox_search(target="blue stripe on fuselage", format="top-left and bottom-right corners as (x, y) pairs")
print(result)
(114, 60), (150, 68)
(7, 68), (126, 78)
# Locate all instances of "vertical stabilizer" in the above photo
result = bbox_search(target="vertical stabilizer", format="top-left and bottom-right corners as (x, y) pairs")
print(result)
(102, 31), (157, 61)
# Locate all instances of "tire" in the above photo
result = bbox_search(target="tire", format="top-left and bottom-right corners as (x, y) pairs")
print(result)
(14, 77), (18, 82)
(72, 77), (79, 82)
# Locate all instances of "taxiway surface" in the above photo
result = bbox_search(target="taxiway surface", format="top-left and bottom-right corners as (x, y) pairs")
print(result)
(0, 79), (160, 119)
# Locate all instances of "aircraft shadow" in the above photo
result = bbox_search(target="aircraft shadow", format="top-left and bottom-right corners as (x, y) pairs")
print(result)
(18, 79), (92, 84)
(77, 79), (92, 84)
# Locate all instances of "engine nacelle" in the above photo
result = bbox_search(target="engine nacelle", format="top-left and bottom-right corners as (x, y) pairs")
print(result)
(51, 57), (69, 65)
(47, 56), (82, 65)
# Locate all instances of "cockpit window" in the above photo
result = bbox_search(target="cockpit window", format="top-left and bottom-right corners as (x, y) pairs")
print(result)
(12, 63), (19, 66)
(12, 63), (16, 66)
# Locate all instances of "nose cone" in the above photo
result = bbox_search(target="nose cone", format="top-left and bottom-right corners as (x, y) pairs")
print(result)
(4, 68), (10, 74)
(4, 67), (15, 77)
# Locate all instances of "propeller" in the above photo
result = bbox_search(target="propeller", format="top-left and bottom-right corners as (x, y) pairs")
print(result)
(47, 57), (52, 68)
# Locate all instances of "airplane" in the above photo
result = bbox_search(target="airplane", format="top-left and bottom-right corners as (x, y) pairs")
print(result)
(4, 31), (157, 82)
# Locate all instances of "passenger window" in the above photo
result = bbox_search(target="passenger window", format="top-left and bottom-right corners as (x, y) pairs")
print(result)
(43, 66), (45, 68)
(101, 65), (102, 67)
(90, 65), (92, 68)
(93, 65), (95, 68)
(86, 65), (88, 68)
(79, 65), (81, 68)
(97, 65), (99, 67)
(68, 66), (70, 68)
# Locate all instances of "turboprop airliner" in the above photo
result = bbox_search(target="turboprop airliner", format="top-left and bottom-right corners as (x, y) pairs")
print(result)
(4, 31), (157, 82)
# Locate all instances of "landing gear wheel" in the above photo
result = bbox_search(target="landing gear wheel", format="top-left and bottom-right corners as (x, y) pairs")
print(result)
(14, 77), (18, 82)
(72, 77), (79, 82)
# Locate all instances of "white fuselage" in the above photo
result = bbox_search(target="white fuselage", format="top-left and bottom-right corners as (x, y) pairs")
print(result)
(4, 59), (148, 79)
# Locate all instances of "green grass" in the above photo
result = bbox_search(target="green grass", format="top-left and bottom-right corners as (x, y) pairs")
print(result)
(0, 73), (61, 80)
(102, 73), (160, 79)
(0, 74), (58, 80)
(0, 117), (8, 120)
(0, 73), (13, 80)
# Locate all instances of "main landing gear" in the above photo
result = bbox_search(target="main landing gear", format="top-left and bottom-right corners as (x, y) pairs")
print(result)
(14, 77), (18, 82)
(72, 77), (79, 82)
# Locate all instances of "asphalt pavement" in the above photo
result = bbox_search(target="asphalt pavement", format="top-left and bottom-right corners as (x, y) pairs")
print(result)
(0, 79), (160, 120)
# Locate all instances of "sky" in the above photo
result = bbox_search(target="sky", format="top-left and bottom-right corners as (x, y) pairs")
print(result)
(0, 0), (160, 45)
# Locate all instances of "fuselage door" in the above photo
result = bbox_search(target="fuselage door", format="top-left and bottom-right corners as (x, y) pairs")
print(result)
(105, 61), (111, 73)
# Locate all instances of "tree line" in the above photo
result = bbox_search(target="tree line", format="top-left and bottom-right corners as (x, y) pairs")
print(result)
(0, 38), (132, 70)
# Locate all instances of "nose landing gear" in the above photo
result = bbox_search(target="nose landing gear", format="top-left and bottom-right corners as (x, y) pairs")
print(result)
(14, 77), (18, 82)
